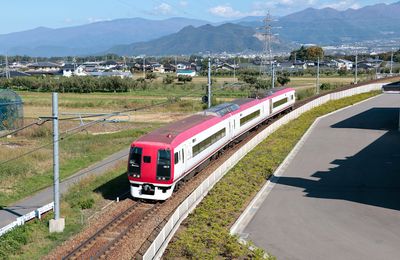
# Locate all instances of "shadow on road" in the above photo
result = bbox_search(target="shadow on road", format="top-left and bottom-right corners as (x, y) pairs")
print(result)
(271, 107), (400, 211)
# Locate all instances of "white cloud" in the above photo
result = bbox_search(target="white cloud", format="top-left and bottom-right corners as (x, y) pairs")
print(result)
(208, 4), (268, 18)
(154, 3), (173, 15)
(322, 1), (361, 10)
(87, 17), (110, 23)
(209, 5), (244, 18)
(179, 1), (188, 7)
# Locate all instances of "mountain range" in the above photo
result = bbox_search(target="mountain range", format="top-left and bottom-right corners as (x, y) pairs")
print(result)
(1, 2), (399, 56)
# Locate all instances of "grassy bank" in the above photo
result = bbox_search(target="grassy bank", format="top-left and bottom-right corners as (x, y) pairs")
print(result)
(0, 127), (152, 206)
(0, 163), (128, 260)
(164, 91), (380, 259)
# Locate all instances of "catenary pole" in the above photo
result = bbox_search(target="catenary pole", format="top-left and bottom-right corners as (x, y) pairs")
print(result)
(355, 51), (358, 84)
(390, 50), (394, 75)
(316, 57), (320, 94)
(208, 57), (212, 108)
(52, 93), (60, 220)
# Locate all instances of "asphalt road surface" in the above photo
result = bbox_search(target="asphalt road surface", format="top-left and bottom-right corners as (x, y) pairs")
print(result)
(243, 94), (400, 260)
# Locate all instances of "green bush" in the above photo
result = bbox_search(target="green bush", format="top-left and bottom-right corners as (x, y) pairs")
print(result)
(0, 224), (30, 259)
(77, 197), (95, 210)
(296, 88), (315, 100)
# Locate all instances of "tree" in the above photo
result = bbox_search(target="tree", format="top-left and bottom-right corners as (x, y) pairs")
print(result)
(290, 46), (324, 61)
(277, 75), (290, 86)
(163, 74), (176, 84)
(239, 74), (257, 85)
(338, 67), (347, 76)
(177, 75), (192, 84)
(145, 72), (157, 81)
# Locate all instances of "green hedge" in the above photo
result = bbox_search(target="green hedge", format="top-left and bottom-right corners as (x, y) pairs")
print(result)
(165, 91), (380, 259)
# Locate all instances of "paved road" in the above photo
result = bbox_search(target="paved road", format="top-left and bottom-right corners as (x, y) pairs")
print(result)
(243, 94), (400, 260)
(0, 148), (129, 228)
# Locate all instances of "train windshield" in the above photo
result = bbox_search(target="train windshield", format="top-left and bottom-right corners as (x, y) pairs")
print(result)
(128, 147), (142, 175)
(156, 149), (171, 180)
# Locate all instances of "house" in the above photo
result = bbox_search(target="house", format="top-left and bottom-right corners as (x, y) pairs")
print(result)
(176, 62), (193, 70)
(176, 69), (196, 77)
(27, 62), (61, 75)
(332, 59), (354, 70)
(87, 71), (133, 78)
(62, 64), (87, 77)
(0, 70), (31, 78)
(151, 63), (165, 73)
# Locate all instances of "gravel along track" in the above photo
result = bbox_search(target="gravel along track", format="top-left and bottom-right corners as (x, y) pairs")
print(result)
(49, 78), (395, 259)
(62, 201), (160, 259)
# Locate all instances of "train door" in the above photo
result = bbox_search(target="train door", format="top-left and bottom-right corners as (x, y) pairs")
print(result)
(229, 119), (234, 140)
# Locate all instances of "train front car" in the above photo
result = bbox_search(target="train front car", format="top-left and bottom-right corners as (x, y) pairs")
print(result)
(128, 141), (175, 200)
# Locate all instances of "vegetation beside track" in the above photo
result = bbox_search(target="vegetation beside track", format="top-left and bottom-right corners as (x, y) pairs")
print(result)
(164, 91), (380, 259)
(0, 127), (152, 206)
(0, 163), (128, 260)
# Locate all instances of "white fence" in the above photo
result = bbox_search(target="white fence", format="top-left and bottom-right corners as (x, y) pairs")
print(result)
(143, 83), (383, 260)
(0, 202), (54, 237)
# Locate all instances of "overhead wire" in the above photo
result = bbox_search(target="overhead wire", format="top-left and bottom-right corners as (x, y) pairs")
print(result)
(0, 119), (51, 139)
(0, 86), (204, 166)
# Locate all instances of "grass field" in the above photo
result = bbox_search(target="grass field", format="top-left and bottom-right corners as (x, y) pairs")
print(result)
(0, 163), (128, 260)
(0, 125), (154, 206)
(0, 75), (387, 207)
(18, 75), (359, 119)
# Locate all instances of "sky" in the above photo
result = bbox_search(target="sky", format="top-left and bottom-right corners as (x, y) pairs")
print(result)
(0, 0), (394, 34)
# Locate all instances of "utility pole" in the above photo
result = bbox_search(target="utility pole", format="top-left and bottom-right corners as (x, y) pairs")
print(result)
(49, 93), (64, 233)
(207, 57), (212, 108)
(233, 57), (236, 82)
(272, 62), (275, 89)
(390, 50), (394, 75)
(5, 54), (10, 79)
(355, 51), (358, 84)
(316, 57), (320, 94)
(143, 56), (146, 78)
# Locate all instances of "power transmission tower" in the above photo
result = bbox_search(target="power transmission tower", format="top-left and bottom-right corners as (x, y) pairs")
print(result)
(260, 11), (275, 88)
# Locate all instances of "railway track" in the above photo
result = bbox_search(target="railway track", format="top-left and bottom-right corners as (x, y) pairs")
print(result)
(55, 77), (397, 259)
(62, 201), (160, 260)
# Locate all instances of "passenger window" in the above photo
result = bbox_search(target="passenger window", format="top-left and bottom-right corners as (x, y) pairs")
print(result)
(144, 156), (151, 163)
(174, 152), (179, 164)
(181, 149), (184, 162)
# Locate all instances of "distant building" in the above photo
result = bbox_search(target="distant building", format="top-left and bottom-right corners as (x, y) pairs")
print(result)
(87, 71), (133, 78)
(62, 64), (87, 77)
(332, 59), (354, 70)
(25, 62), (61, 75)
(177, 69), (196, 77)
(0, 70), (31, 78)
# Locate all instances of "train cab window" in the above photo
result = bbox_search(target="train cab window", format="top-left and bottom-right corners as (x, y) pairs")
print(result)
(128, 147), (142, 176)
(174, 152), (179, 165)
(144, 156), (151, 163)
(157, 149), (171, 180)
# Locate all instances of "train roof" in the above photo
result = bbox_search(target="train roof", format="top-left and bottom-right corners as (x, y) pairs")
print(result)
(134, 87), (294, 146)
(136, 114), (216, 145)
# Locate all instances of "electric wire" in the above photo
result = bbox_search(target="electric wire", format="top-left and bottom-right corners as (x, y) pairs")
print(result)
(0, 119), (51, 139)
(0, 87), (204, 166)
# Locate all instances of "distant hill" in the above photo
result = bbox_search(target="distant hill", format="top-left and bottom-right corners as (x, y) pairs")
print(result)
(107, 23), (293, 56)
(233, 2), (400, 44)
(0, 17), (209, 56)
(1, 2), (400, 56)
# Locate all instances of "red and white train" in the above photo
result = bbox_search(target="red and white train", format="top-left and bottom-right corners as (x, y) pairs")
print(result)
(127, 87), (295, 200)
